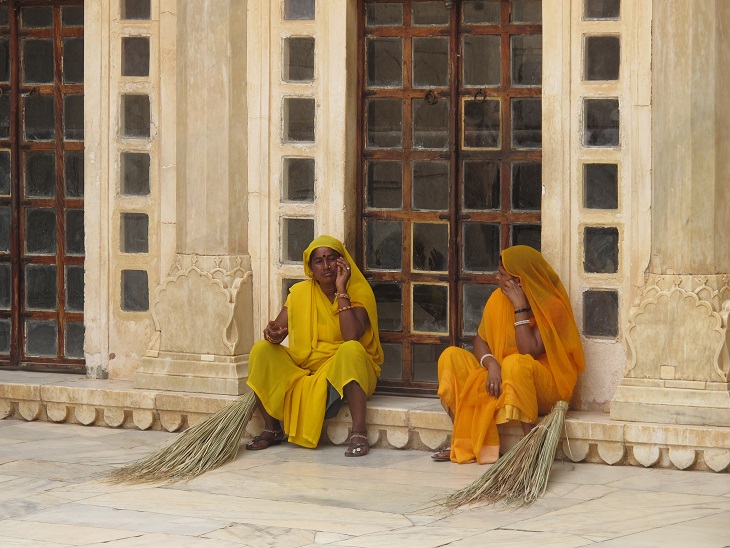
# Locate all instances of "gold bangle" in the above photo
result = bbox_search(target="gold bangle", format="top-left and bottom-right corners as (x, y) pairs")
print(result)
(337, 305), (353, 314)
(335, 293), (351, 300)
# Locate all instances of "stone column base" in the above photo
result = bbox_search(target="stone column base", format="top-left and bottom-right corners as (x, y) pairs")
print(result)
(135, 352), (249, 395)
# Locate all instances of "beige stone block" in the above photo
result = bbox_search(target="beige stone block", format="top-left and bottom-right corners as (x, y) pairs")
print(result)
(0, 383), (40, 400)
(660, 365), (676, 380)
(596, 441), (625, 464)
(187, 413), (213, 427)
(103, 407), (126, 428)
(416, 428), (449, 451)
(408, 408), (452, 430)
(366, 406), (408, 428)
(75, 406), (97, 425)
(46, 403), (69, 422)
(703, 449), (730, 472)
(19, 401), (41, 421)
(135, 369), (248, 395)
(625, 422), (730, 449)
(664, 380), (706, 390)
(385, 426), (410, 449)
(668, 447), (697, 470)
(133, 409), (155, 430)
(155, 393), (238, 414)
(564, 418), (624, 442)
(160, 412), (184, 432)
(40, 385), (157, 409)
(619, 378), (665, 387)
(632, 444), (660, 467)
(325, 422), (349, 445)
(0, 399), (13, 418)
(562, 439), (590, 462)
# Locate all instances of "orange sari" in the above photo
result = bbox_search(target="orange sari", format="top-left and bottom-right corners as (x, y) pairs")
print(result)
(437, 246), (584, 464)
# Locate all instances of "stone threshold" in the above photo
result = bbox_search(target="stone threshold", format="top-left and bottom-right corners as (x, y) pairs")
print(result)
(1, 370), (728, 473)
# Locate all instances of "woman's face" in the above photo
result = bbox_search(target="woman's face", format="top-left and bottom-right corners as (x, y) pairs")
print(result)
(309, 247), (341, 284)
(497, 260), (520, 292)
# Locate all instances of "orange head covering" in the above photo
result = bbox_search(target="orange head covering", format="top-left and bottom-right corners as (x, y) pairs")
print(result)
(501, 245), (585, 400)
(287, 235), (383, 366)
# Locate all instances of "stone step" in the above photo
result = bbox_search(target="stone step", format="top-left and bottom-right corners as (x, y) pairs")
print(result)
(0, 370), (728, 472)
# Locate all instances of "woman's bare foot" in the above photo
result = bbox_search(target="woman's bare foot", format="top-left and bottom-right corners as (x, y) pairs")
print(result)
(477, 444), (500, 464)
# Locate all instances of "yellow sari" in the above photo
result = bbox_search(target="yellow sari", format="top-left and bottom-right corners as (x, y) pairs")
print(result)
(247, 236), (383, 448)
(438, 245), (584, 463)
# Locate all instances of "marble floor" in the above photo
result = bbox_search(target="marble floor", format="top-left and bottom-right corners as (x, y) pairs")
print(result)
(0, 418), (729, 547)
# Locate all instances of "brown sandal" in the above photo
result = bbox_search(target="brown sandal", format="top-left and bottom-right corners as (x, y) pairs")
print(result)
(245, 428), (284, 450)
(431, 448), (451, 462)
(344, 432), (369, 457)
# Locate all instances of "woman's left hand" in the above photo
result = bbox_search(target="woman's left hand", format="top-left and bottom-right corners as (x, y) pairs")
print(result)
(335, 257), (351, 290)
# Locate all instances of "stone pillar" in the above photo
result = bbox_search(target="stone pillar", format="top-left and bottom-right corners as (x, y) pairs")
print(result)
(611, 1), (730, 425)
(134, 0), (253, 395)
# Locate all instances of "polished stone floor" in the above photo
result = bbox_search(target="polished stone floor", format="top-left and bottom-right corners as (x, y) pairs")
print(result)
(0, 418), (729, 547)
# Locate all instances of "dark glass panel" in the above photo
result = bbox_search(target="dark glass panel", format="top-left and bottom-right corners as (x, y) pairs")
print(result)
(584, 163), (618, 209)
(412, 98), (449, 149)
(122, 0), (151, 20)
(379, 343), (404, 380)
(584, 227), (619, 273)
(283, 157), (315, 202)
(584, 0), (620, 20)
(585, 35), (620, 81)
(25, 95), (55, 141)
(65, 322), (85, 358)
(25, 209), (56, 254)
(366, 3), (403, 26)
(283, 218), (314, 262)
(25, 264), (57, 310)
(0, 39), (9, 82)
(462, 1), (500, 24)
(371, 282), (402, 331)
(463, 161), (499, 210)
(413, 343), (448, 382)
(0, 319), (9, 353)
(25, 152), (55, 198)
(512, 98), (541, 148)
(0, 7), (8, 27)
(0, 206), (9, 252)
(62, 6), (84, 27)
(463, 222), (500, 272)
(367, 38), (403, 88)
(122, 95), (151, 139)
(0, 151), (8, 195)
(463, 99), (500, 148)
(0, 95), (9, 138)
(366, 220), (402, 271)
(121, 270), (149, 311)
(64, 95), (84, 140)
(284, 0), (315, 20)
(63, 38), (84, 84)
(511, 0), (542, 23)
(512, 162), (542, 210)
(65, 209), (85, 255)
(584, 98), (619, 147)
(284, 98), (315, 142)
(583, 289), (619, 337)
(65, 151), (84, 198)
(412, 37), (449, 88)
(512, 224), (541, 250)
(463, 35), (500, 87)
(66, 265), (84, 312)
(413, 161), (449, 211)
(463, 284), (497, 335)
(412, 2), (449, 25)
(122, 37), (150, 78)
(366, 98), (403, 148)
(25, 319), (57, 357)
(366, 160), (402, 209)
(413, 223), (448, 272)
(512, 34), (542, 86)
(23, 39), (54, 84)
(22, 7), (53, 29)
(413, 284), (448, 333)
(121, 152), (150, 195)
(0, 263), (10, 309)
(284, 37), (314, 82)
(121, 212), (148, 253)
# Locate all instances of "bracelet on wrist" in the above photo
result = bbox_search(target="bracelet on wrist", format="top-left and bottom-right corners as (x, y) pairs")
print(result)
(514, 319), (531, 327)
(337, 305), (354, 314)
(479, 353), (495, 369)
(335, 293), (351, 300)
(514, 307), (531, 314)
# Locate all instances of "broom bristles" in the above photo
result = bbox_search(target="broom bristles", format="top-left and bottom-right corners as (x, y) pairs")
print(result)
(107, 391), (257, 485)
(444, 400), (568, 509)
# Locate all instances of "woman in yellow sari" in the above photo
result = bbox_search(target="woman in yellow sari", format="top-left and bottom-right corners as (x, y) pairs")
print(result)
(246, 235), (383, 456)
(434, 245), (584, 464)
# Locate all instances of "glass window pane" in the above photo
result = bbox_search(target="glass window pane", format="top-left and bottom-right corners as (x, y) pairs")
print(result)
(412, 37), (449, 88)
(511, 0), (542, 23)
(122, 0), (151, 20)
(0, 151), (8, 195)
(121, 212), (148, 253)
(366, 98), (403, 148)
(379, 343), (404, 380)
(282, 278), (301, 307)
(366, 3), (403, 26)
(512, 34), (542, 86)
(463, 1), (500, 24)
(463, 222), (500, 272)
(121, 95), (150, 139)
(65, 151), (84, 198)
(413, 343), (447, 382)
(463, 283), (496, 335)
(284, 0), (315, 20)
(512, 162), (541, 210)
(284, 37), (315, 82)
(512, 98), (541, 148)
(23, 39), (54, 84)
(463, 161), (500, 210)
(283, 157), (315, 202)
(584, 98), (619, 147)
(121, 269), (149, 311)
(0, 319), (9, 353)
(512, 224), (541, 250)
(25, 152), (55, 198)
(122, 37), (150, 78)
(63, 37), (84, 84)
(62, 6), (84, 27)
(584, 289), (619, 338)
(282, 218), (314, 262)
(25, 319), (57, 357)
(66, 209), (84, 255)
(64, 94), (84, 140)
(413, 223), (448, 272)
(371, 282), (402, 331)
(0, 263), (10, 309)
(22, 7), (52, 29)
(66, 265), (84, 312)
(0, 206), (9, 252)
(25, 264), (57, 310)
(366, 160), (402, 209)
(367, 38), (402, 88)
(413, 161), (449, 211)
(121, 152), (150, 195)
(25, 95), (55, 141)
(584, 227), (619, 273)
(284, 97), (315, 142)
(463, 99), (500, 148)
(366, 220), (402, 271)
(65, 322), (84, 358)
(0, 95), (9, 139)
(412, 2), (450, 26)
(412, 98), (449, 149)
(25, 208), (56, 254)
(413, 284), (448, 333)
(0, 39), (10, 83)
(584, 163), (618, 209)
(463, 35), (500, 87)
(584, 0), (620, 20)
(0, 7), (8, 27)
(585, 35), (620, 81)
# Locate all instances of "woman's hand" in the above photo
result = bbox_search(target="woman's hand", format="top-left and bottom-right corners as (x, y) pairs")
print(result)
(263, 320), (288, 344)
(501, 277), (528, 310)
(335, 256), (352, 292)
(486, 360), (502, 398)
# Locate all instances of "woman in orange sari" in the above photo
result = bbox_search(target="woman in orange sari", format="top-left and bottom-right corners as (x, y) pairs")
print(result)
(246, 235), (383, 457)
(434, 245), (584, 464)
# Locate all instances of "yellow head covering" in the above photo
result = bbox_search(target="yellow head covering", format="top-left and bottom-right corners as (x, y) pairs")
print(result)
(287, 235), (383, 366)
(502, 245), (585, 399)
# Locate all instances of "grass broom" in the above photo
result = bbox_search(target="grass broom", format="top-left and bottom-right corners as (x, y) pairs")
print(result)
(444, 400), (568, 509)
(107, 391), (257, 485)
